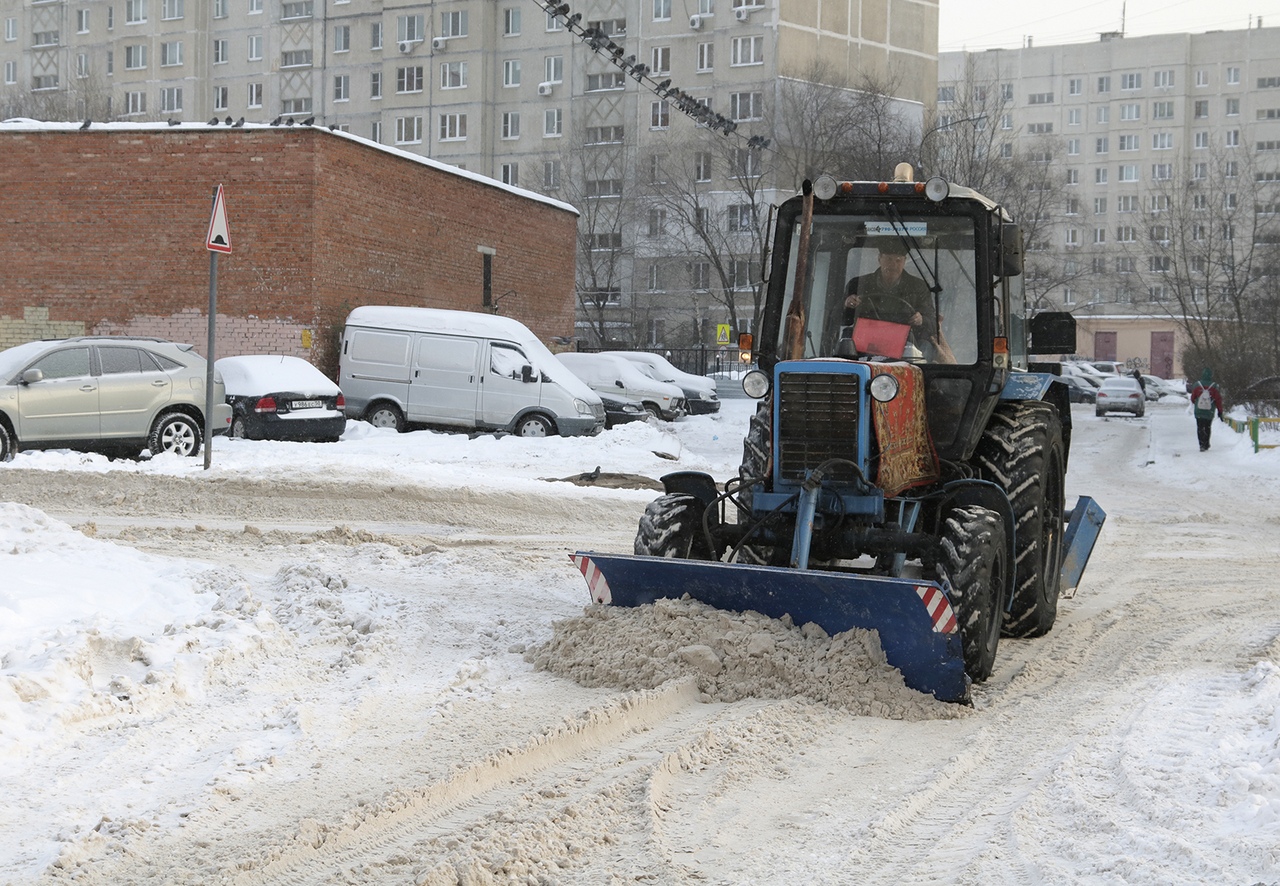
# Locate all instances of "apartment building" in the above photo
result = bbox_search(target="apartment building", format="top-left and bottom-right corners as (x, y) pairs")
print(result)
(0, 0), (937, 348)
(940, 26), (1280, 377)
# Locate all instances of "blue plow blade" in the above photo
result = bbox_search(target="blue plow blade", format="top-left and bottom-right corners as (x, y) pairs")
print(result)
(571, 552), (971, 704)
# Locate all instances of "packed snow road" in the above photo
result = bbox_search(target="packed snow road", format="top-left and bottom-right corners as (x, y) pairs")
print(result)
(2, 398), (1279, 885)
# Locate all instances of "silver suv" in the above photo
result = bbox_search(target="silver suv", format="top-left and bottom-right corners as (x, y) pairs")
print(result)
(0, 337), (232, 461)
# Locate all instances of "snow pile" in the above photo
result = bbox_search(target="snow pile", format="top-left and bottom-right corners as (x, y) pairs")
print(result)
(530, 596), (963, 720)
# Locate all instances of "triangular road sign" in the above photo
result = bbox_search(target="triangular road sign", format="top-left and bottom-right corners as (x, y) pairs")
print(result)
(206, 184), (232, 254)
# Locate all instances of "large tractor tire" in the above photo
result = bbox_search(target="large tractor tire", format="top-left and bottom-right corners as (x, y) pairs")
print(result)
(973, 401), (1066, 638)
(635, 493), (713, 560)
(733, 398), (785, 566)
(936, 504), (1008, 683)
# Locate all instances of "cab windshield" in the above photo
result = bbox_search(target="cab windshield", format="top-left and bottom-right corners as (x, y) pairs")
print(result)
(777, 213), (979, 365)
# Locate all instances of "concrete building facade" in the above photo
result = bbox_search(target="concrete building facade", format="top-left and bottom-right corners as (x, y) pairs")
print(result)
(941, 26), (1280, 379)
(0, 122), (580, 371)
(0, 0), (938, 349)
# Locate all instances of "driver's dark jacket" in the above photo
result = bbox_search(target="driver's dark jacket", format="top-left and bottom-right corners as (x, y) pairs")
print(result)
(843, 271), (936, 343)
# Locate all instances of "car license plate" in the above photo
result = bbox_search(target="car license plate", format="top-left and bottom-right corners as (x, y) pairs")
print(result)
(292, 399), (323, 409)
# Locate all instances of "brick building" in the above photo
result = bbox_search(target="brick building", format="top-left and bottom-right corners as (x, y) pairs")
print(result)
(0, 120), (579, 373)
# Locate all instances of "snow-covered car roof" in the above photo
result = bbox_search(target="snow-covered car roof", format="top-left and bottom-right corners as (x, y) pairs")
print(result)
(602, 351), (715, 395)
(215, 355), (340, 397)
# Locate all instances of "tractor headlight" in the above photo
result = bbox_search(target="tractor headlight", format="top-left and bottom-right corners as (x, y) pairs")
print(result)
(742, 369), (770, 399)
(869, 373), (900, 402)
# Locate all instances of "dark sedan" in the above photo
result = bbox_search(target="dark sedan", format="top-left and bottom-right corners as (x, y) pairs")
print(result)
(600, 392), (648, 429)
(215, 355), (346, 442)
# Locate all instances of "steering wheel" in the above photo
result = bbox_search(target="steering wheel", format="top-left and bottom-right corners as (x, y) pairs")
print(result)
(858, 295), (920, 325)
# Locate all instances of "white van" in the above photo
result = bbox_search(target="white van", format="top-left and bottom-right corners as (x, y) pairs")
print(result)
(555, 352), (687, 420)
(338, 306), (605, 437)
(602, 351), (720, 415)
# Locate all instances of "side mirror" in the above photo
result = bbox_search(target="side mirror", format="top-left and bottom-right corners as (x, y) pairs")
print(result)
(614, 379), (625, 389)
(1029, 311), (1077, 355)
(20, 368), (43, 385)
(998, 223), (1023, 278)
(521, 365), (535, 383)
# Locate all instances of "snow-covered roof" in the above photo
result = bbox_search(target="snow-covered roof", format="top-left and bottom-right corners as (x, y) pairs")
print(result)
(0, 119), (578, 217)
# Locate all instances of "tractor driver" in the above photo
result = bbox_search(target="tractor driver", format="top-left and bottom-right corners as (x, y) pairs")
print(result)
(842, 238), (938, 350)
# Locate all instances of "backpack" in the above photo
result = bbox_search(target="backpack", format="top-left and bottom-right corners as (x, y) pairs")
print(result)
(1196, 385), (1215, 412)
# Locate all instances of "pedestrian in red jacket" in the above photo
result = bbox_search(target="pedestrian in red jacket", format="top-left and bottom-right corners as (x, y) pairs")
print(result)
(1190, 368), (1224, 451)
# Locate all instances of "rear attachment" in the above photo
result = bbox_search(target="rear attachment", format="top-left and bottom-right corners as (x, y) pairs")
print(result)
(572, 553), (971, 703)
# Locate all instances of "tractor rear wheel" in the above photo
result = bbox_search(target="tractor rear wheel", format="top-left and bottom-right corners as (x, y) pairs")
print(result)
(936, 505), (1007, 683)
(635, 493), (713, 560)
(974, 401), (1066, 638)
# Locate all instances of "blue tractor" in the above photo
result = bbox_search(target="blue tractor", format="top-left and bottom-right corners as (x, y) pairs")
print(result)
(573, 167), (1105, 703)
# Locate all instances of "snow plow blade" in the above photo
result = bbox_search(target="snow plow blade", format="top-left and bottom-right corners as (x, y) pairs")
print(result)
(571, 553), (971, 703)
(1062, 496), (1106, 593)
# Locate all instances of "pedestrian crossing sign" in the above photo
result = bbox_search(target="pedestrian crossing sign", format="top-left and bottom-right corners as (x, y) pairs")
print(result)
(716, 324), (731, 344)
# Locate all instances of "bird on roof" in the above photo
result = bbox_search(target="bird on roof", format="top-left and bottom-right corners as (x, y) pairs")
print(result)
(270, 116), (282, 126)
(232, 117), (245, 127)
(301, 116), (315, 126)
(208, 116), (219, 125)
(224, 116), (233, 125)
(285, 117), (295, 126)
(79, 118), (91, 130)
(328, 123), (338, 130)
(167, 118), (180, 126)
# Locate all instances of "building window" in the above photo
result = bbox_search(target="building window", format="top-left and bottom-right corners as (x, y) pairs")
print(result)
(125, 0), (147, 24)
(439, 113), (467, 141)
(1150, 163), (1172, 180)
(440, 61), (466, 89)
(727, 203), (755, 232)
(1068, 77), (1082, 95)
(1192, 162), (1207, 180)
(544, 108), (561, 136)
(587, 72), (625, 91)
(333, 74), (348, 101)
(1152, 101), (1174, 120)
(501, 111), (520, 139)
(160, 86), (182, 112)
(4, 17), (15, 40)
(395, 116), (422, 144)
(126, 90), (146, 114)
(695, 151), (712, 182)
(1097, 106), (1110, 124)
(1027, 92), (1053, 104)
(370, 21), (381, 49)
(281, 49), (312, 68)
(1194, 131), (1209, 149)
(503, 7), (521, 35)
(1117, 134), (1138, 151)
(651, 45), (671, 74)
(76, 52), (88, 77)
(651, 100), (669, 129)
(543, 159), (560, 189)
(544, 55), (563, 83)
(3, 60), (15, 84)
(647, 208), (667, 236)
(731, 35), (763, 66)
(1118, 164), (1138, 182)
(1195, 69), (1209, 87)
(281, 97), (311, 115)
(1117, 195), (1137, 213)
(1226, 129), (1239, 147)
(1068, 108), (1081, 126)
(440, 9), (467, 38)
(213, 0), (227, 16)
(281, 0), (312, 18)
(585, 125), (623, 144)
(397, 14), (423, 42)
(397, 66), (423, 93)
(249, 0), (262, 12)
(33, 30), (59, 46)
(248, 34), (262, 60)
(1093, 197), (1106, 214)
(247, 82), (262, 107)
(1194, 100), (1209, 119)
(653, 0), (671, 20)
(503, 59), (520, 87)
(125, 44), (147, 69)
(730, 91), (762, 121)
(370, 120), (381, 142)
(334, 24), (349, 52)
(213, 85), (228, 110)
(500, 163), (518, 185)
(1119, 103), (1140, 121)
(1227, 66), (1240, 85)
(162, 0), (182, 18)
(160, 41), (182, 66)
(545, 10), (561, 31)
(1120, 72), (1141, 90)
(1097, 75), (1110, 93)
(1226, 98), (1240, 116)
(1153, 69), (1173, 88)
(1095, 167), (1108, 184)
(77, 9), (90, 31)
(213, 38), (228, 63)
(585, 179), (623, 198)
(1095, 137), (1109, 154)
(1152, 132), (1172, 149)
(1065, 228), (1079, 247)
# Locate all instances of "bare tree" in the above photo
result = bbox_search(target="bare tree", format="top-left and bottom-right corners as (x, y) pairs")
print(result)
(1, 73), (115, 122)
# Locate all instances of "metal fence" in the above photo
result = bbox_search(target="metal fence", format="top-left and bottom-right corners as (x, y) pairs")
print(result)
(576, 344), (751, 379)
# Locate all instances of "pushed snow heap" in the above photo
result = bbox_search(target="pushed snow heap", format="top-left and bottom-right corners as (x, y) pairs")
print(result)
(529, 597), (964, 721)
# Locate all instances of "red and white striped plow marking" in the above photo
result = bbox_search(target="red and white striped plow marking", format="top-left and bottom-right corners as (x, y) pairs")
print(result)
(916, 584), (958, 634)
(571, 554), (613, 605)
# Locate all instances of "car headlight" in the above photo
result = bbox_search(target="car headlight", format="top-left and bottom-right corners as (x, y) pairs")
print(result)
(574, 398), (593, 415)
(869, 373), (900, 403)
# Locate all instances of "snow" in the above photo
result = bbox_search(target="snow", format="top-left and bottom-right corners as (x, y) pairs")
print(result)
(2, 388), (1279, 884)
(215, 355), (341, 397)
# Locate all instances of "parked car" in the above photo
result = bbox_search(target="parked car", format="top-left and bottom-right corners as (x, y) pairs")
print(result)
(1061, 361), (1109, 385)
(1239, 375), (1280, 416)
(1088, 360), (1124, 376)
(555, 352), (687, 420)
(601, 351), (721, 414)
(1143, 376), (1187, 399)
(338, 306), (604, 438)
(1095, 376), (1146, 417)
(599, 392), (648, 429)
(216, 355), (346, 442)
(1058, 374), (1097, 404)
(0, 336), (231, 461)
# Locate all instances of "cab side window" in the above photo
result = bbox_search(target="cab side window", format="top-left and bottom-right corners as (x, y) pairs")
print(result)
(99, 347), (148, 374)
(32, 348), (91, 379)
(490, 342), (529, 379)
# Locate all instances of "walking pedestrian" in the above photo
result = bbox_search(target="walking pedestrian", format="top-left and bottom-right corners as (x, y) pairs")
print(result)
(1190, 368), (1224, 451)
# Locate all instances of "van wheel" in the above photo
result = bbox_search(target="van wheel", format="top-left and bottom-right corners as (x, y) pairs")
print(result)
(0, 422), (14, 462)
(515, 414), (554, 437)
(366, 403), (405, 432)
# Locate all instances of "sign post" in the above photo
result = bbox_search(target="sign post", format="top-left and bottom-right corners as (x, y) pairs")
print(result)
(204, 184), (232, 470)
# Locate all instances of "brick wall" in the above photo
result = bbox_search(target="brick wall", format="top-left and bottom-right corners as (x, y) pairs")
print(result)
(0, 126), (579, 377)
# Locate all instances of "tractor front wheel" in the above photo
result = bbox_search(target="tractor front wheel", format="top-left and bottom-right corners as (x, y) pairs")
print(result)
(635, 493), (713, 560)
(936, 504), (1008, 684)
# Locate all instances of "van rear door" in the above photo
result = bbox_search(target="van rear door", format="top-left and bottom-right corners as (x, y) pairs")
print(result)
(408, 334), (480, 427)
(480, 340), (541, 428)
